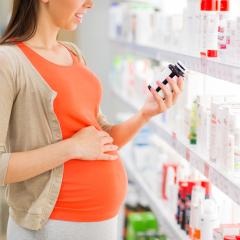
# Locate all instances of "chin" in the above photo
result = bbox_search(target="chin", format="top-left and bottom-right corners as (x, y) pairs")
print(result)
(62, 24), (79, 31)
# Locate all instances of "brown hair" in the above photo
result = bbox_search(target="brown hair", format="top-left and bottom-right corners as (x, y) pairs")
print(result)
(0, 0), (40, 45)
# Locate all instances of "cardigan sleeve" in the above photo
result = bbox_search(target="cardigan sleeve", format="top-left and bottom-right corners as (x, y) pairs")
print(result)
(0, 49), (16, 186)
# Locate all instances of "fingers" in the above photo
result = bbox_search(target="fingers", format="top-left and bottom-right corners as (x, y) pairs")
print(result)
(167, 77), (181, 103)
(101, 136), (114, 145)
(149, 87), (167, 111)
(98, 131), (110, 137)
(102, 144), (119, 153)
(156, 80), (173, 107)
(98, 153), (118, 161)
(177, 76), (184, 91)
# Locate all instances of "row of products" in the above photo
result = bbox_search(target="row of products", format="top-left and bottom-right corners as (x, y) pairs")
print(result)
(111, 54), (240, 177)
(161, 163), (220, 240)
(214, 224), (240, 239)
(189, 95), (240, 174)
(177, 180), (216, 240)
(121, 124), (240, 240)
(109, 0), (240, 65)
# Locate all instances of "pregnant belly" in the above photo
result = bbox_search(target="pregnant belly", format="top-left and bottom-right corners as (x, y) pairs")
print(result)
(51, 154), (128, 221)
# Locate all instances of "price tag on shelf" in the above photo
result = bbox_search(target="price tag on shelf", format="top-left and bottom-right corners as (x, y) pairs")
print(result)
(186, 148), (190, 162)
(204, 163), (210, 179)
(232, 185), (240, 205)
(233, 68), (240, 84)
(172, 131), (177, 148)
(221, 176), (230, 197)
(220, 65), (229, 81)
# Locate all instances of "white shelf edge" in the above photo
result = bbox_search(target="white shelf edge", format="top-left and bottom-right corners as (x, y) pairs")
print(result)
(111, 38), (240, 85)
(124, 160), (189, 240)
(113, 90), (240, 205)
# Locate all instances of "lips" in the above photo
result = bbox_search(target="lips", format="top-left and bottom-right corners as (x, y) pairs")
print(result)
(75, 13), (83, 20)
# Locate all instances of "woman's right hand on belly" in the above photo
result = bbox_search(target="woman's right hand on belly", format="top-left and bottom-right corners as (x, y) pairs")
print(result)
(69, 126), (118, 161)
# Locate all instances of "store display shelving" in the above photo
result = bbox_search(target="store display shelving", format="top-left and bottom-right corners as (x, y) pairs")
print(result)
(124, 159), (189, 240)
(113, 89), (240, 206)
(111, 39), (240, 85)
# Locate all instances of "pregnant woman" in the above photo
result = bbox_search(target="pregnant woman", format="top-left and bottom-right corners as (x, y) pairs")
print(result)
(0, 0), (184, 239)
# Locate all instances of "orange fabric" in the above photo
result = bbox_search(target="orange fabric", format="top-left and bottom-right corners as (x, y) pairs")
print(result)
(17, 42), (128, 222)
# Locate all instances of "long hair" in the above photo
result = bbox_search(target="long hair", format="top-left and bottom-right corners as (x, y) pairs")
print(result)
(0, 0), (40, 45)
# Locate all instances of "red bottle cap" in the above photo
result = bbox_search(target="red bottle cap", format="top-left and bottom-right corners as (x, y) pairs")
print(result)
(224, 236), (236, 240)
(201, 0), (219, 11)
(201, 180), (211, 196)
(220, 0), (229, 11)
(187, 181), (197, 195)
(235, 236), (240, 240)
(207, 50), (218, 58)
(200, 51), (207, 57)
(180, 183), (189, 199)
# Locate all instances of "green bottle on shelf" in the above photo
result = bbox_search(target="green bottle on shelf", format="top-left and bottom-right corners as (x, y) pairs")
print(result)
(189, 99), (198, 145)
(126, 212), (159, 240)
(127, 213), (146, 240)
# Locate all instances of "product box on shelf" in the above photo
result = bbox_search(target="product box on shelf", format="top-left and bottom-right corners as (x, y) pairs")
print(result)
(214, 224), (240, 240)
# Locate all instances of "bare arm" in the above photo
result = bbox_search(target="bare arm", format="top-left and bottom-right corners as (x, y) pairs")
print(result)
(4, 126), (118, 185)
(106, 77), (184, 148)
(108, 111), (148, 148)
(4, 139), (73, 185)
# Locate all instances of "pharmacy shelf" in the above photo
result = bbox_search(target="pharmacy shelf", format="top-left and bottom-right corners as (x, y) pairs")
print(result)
(113, 89), (240, 206)
(111, 39), (240, 85)
(111, 0), (159, 6)
(124, 160), (189, 240)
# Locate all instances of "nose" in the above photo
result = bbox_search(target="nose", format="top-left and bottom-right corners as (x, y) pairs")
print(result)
(82, 0), (94, 9)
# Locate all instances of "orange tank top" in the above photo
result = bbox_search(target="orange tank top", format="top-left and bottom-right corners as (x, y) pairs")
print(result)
(17, 42), (128, 222)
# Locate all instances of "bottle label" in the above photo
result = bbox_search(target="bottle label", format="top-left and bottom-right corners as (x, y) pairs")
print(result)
(201, 11), (219, 52)
(234, 153), (240, 170)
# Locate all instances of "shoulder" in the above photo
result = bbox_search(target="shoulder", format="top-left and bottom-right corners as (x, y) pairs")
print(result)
(0, 44), (19, 78)
(59, 41), (86, 65)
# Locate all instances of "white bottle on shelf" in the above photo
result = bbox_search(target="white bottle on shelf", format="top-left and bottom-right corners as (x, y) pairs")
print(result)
(210, 99), (225, 163)
(200, 0), (219, 58)
(218, 0), (230, 62)
(200, 199), (219, 240)
(166, 166), (178, 215)
(190, 185), (205, 238)
(183, 0), (202, 55)
(223, 113), (240, 171)
(233, 128), (240, 175)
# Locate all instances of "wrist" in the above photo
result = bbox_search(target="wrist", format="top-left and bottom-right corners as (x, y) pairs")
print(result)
(138, 110), (151, 124)
(63, 138), (80, 159)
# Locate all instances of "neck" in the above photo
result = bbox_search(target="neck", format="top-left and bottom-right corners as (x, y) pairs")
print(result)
(25, 7), (60, 50)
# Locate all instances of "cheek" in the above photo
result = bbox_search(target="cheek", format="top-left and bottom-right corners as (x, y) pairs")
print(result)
(50, 0), (82, 28)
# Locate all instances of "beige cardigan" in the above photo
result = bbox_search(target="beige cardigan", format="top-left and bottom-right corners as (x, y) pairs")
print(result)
(0, 42), (113, 230)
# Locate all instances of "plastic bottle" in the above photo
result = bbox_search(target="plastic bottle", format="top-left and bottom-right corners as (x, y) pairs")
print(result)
(184, 0), (202, 55)
(148, 61), (187, 98)
(218, 0), (230, 61)
(200, 199), (219, 240)
(234, 128), (240, 174)
(200, 0), (219, 57)
(201, 180), (211, 199)
(189, 185), (205, 239)
(176, 182), (188, 228)
(218, 0), (230, 48)
(185, 181), (197, 234)
(166, 166), (179, 215)
(189, 99), (198, 145)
